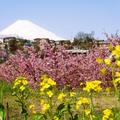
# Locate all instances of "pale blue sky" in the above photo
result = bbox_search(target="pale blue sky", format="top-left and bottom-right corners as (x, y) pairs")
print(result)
(0, 0), (120, 39)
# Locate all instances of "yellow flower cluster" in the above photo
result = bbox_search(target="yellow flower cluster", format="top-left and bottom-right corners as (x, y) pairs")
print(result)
(47, 90), (53, 98)
(40, 75), (56, 92)
(96, 57), (103, 64)
(13, 76), (28, 91)
(83, 80), (102, 93)
(115, 72), (120, 77)
(102, 109), (113, 120)
(96, 57), (111, 65)
(57, 92), (66, 101)
(109, 45), (120, 87)
(40, 99), (50, 114)
(70, 91), (76, 97)
(29, 104), (36, 114)
(104, 58), (111, 65)
(76, 97), (90, 110)
(84, 109), (91, 116)
(114, 71), (120, 86)
(116, 60), (120, 67)
(100, 68), (107, 75)
(114, 77), (120, 85)
(112, 45), (120, 58)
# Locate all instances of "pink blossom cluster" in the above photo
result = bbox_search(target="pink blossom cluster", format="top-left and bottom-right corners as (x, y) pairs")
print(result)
(0, 41), (112, 88)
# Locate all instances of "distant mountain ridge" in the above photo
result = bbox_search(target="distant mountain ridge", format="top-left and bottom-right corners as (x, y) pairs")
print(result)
(0, 20), (66, 41)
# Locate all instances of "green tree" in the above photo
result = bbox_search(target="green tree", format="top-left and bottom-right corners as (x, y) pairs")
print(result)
(73, 31), (95, 49)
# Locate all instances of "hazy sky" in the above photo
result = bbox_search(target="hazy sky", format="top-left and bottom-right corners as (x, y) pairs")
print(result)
(0, 0), (120, 39)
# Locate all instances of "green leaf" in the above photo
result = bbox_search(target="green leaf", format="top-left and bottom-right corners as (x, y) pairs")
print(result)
(55, 103), (66, 119)
(0, 104), (6, 120)
(57, 103), (65, 111)
(0, 104), (4, 111)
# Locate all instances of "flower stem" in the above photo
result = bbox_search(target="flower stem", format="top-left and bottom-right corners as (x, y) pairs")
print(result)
(111, 65), (119, 99)
(90, 92), (94, 120)
(0, 81), (3, 104)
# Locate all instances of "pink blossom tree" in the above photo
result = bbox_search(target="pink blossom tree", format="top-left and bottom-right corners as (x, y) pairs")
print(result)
(0, 40), (112, 88)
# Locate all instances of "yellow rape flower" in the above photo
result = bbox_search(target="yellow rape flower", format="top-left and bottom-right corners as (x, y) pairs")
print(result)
(116, 60), (120, 67)
(115, 72), (120, 77)
(13, 76), (28, 88)
(41, 103), (50, 114)
(112, 50), (120, 58)
(114, 78), (120, 85)
(115, 45), (120, 51)
(41, 75), (56, 86)
(84, 109), (91, 116)
(96, 58), (103, 64)
(20, 85), (25, 91)
(29, 104), (36, 114)
(40, 75), (56, 91)
(47, 78), (56, 86)
(102, 117), (113, 120)
(79, 97), (90, 104)
(112, 45), (120, 58)
(58, 92), (66, 101)
(76, 97), (90, 110)
(70, 92), (76, 97)
(104, 58), (111, 65)
(100, 68), (107, 75)
(40, 83), (50, 91)
(83, 80), (102, 93)
(76, 102), (81, 110)
(53, 116), (59, 120)
(40, 99), (45, 104)
(14, 80), (21, 87)
(102, 109), (113, 120)
(40, 99), (50, 113)
(47, 90), (53, 97)
(29, 104), (35, 109)
(22, 79), (28, 85)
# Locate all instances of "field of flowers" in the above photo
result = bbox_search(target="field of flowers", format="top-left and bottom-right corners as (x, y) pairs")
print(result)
(1, 37), (120, 120)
